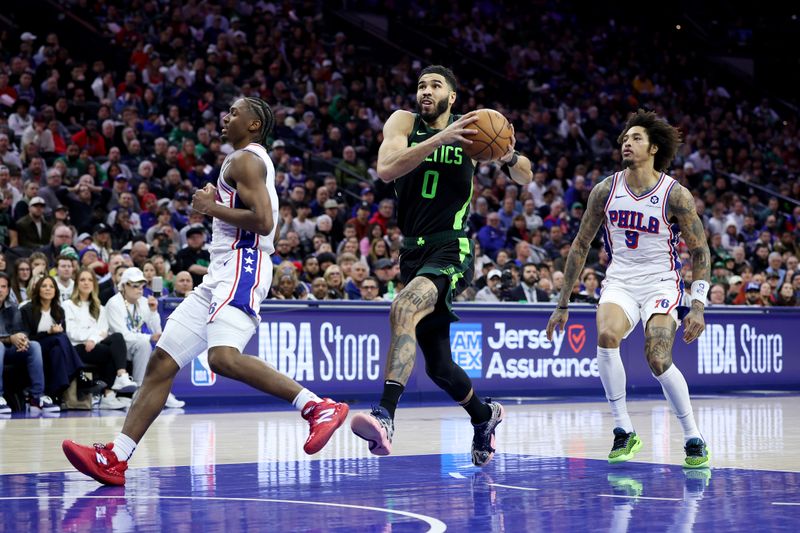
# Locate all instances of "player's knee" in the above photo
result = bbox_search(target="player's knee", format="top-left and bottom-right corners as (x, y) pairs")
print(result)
(597, 329), (622, 348)
(207, 347), (238, 377)
(647, 357), (672, 376)
(424, 359), (451, 381)
(144, 347), (180, 380)
(389, 297), (416, 329)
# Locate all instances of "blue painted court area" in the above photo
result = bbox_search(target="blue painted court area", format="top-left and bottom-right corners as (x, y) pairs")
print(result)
(2, 454), (799, 532)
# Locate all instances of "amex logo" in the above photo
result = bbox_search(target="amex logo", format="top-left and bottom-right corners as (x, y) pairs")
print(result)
(450, 323), (483, 378)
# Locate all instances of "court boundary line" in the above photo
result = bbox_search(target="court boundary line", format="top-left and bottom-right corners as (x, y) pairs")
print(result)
(488, 483), (540, 491)
(0, 495), (446, 532)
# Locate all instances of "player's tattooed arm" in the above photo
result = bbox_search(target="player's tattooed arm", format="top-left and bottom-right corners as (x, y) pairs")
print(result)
(668, 184), (711, 309)
(557, 177), (612, 308)
(547, 176), (611, 340)
(384, 277), (438, 384)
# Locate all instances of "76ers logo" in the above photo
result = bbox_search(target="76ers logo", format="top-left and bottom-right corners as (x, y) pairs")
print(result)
(654, 298), (670, 309)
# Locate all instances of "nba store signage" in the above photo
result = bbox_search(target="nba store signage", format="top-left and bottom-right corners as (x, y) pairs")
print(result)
(696, 323), (783, 375)
(160, 301), (800, 397)
(256, 321), (382, 382)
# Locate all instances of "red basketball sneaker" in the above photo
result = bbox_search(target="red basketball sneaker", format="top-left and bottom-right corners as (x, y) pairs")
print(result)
(301, 398), (349, 454)
(62, 441), (128, 486)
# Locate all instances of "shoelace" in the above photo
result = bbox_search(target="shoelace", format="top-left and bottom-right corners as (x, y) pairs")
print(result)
(612, 433), (629, 450)
(369, 406), (393, 433)
(685, 441), (705, 456)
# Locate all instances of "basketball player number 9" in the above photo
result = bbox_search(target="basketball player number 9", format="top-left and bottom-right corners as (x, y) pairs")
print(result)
(624, 230), (639, 249)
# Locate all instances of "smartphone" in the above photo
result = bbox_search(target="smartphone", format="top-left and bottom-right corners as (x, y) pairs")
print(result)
(152, 276), (163, 296)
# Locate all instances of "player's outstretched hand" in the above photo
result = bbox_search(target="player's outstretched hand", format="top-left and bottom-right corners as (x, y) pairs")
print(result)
(546, 307), (569, 341)
(436, 111), (480, 146)
(192, 183), (217, 215)
(682, 308), (705, 343)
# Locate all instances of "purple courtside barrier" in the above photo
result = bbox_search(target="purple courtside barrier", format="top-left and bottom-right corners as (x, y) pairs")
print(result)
(157, 300), (798, 398)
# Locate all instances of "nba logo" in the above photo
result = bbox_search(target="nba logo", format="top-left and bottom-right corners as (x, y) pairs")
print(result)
(450, 323), (482, 378)
(192, 351), (216, 386)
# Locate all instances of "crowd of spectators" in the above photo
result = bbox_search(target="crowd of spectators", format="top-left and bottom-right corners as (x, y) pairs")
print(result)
(0, 1), (799, 410)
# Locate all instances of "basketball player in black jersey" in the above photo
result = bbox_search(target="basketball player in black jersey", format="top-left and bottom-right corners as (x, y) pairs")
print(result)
(350, 66), (533, 466)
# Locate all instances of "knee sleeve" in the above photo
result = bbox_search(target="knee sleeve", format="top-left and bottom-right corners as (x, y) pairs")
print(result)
(417, 322), (472, 401)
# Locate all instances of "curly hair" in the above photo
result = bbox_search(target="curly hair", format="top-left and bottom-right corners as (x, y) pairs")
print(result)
(617, 109), (682, 172)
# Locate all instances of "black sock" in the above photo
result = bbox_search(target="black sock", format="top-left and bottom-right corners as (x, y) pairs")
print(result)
(379, 380), (404, 419)
(462, 394), (492, 424)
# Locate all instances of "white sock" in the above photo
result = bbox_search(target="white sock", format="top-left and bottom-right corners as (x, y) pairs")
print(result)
(655, 364), (701, 442)
(597, 346), (634, 433)
(292, 388), (322, 411)
(112, 433), (137, 462)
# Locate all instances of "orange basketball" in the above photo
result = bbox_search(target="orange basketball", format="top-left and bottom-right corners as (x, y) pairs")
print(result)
(462, 109), (513, 162)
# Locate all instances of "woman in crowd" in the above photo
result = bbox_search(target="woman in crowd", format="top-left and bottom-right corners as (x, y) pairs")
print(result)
(323, 264), (345, 300)
(270, 263), (305, 300)
(759, 281), (775, 306)
(20, 276), (86, 401)
(141, 260), (168, 297)
(65, 268), (138, 409)
(359, 223), (383, 257)
(10, 258), (32, 303)
(150, 254), (175, 294)
(367, 238), (390, 270)
(774, 281), (797, 307)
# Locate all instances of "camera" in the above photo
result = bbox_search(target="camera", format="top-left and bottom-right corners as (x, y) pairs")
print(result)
(498, 268), (515, 301)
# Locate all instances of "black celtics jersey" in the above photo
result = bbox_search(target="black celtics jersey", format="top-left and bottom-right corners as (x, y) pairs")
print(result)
(394, 114), (475, 237)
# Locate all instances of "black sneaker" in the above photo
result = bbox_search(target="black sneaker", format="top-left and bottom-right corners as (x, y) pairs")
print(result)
(471, 399), (504, 467)
(77, 372), (107, 395)
(683, 438), (710, 469)
(608, 427), (643, 464)
(350, 406), (394, 456)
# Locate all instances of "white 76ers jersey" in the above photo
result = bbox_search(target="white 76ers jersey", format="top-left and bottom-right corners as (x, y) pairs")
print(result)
(211, 143), (279, 258)
(601, 171), (682, 282)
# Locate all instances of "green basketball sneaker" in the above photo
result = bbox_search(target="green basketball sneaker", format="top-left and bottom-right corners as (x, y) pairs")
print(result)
(607, 474), (644, 498)
(608, 427), (643, 464)
(683, 438), (711, 469)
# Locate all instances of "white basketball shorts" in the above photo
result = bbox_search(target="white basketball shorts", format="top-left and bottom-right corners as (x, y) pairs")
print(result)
(157, 248), (273, 369)
(598, 271), (685, 339)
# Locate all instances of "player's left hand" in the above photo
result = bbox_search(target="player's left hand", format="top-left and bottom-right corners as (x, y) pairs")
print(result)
(192, 183), (217, 215)
(682, 308), (705, 343)
(497, 124), (517, 164)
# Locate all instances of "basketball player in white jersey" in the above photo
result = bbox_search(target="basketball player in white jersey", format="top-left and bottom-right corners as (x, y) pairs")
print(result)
(547, 110), (711, 469)
(62, 98), (349, 485)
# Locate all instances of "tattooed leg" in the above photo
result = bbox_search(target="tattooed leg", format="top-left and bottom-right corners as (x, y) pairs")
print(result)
(644, 314), (677, 376)
(646, 313), (701, 441)
(384, 276), (439, 384)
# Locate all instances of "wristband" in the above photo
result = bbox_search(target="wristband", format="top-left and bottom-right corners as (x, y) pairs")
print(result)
(691, 280), (709, 303)
(508, 151), (519, 167)
(557, 305), (568, 310)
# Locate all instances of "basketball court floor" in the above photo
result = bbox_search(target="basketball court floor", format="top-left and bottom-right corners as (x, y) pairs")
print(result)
(2, 393), (799, 531)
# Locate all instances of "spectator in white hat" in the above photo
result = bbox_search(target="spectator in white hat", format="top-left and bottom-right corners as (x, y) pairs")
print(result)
(106, 267), (183, 408)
